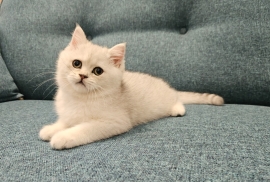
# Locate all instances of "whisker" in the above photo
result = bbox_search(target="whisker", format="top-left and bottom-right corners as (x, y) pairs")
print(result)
(27, 72), (56, 84)
(42, 81), (73, 100)
(93, 86), (98, 102)
(32, 78), (55, 95)
(43, 87), (57, 100)
(43, 82), (56, 95)
(58, 82), (72, 92)
(86, 86), (91, 103)
(94, 84), (106, 94)
(87, 81), (100, 102)
(35, 68), (56, 71)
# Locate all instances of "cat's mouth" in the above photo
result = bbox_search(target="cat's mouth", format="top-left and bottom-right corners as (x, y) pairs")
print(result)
(77, 81), (86, 87)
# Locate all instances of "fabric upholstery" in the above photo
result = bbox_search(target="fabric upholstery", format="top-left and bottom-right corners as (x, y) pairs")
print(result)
(0, 1), (22, 102)
(0, 52), (22, 102)
(0, 0), (269, 181)
(0, 101), (269, 181)
(0, 101), (270, 181)
(0, 0), (269, 105)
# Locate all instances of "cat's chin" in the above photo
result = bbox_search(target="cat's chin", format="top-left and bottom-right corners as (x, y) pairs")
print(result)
(72, 82), (89, 94)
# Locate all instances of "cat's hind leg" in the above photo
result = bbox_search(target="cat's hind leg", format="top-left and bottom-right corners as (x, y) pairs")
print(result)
(171, 101), (186, 117)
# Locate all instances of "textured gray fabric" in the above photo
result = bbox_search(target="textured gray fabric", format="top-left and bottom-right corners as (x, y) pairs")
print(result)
(0, 1), (270, 181)
(0, 101), (269, 181)
(0, 0), (22, 101)
(0, 52), (22, 102)
(0, 0), (269, 105)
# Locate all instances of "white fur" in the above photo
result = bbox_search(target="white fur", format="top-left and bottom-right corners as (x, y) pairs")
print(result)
(39, 25), (224, 150)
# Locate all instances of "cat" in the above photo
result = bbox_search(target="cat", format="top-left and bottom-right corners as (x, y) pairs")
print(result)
(39, 24), (224, 150)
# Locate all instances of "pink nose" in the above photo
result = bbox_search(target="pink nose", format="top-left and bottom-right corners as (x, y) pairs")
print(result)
(79, 74), (88, 80)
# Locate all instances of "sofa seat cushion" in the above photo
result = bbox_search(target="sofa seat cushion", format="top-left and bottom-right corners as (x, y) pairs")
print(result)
(1, 100), (269, 181)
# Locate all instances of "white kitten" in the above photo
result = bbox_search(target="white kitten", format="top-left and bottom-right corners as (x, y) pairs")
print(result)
(39, 25), (224, 150)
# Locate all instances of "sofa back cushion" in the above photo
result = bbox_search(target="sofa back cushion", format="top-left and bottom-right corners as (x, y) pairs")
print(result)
(0, 52), (23, 102)
(0, 0), (270, 105)
(0, 1), (22, 102)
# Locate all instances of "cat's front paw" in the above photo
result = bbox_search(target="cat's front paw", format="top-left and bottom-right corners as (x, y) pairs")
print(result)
(39, 122), (66, 141)
(39, 125), (56, 141)
(50, 131), (78, 150)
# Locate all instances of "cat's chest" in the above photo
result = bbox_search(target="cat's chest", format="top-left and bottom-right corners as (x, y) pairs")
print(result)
(56, 96), (116, 120)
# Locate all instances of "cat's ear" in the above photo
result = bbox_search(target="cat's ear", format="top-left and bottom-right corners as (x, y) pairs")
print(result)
(69, 24), (88, 48)
(109, 43), (126, 68)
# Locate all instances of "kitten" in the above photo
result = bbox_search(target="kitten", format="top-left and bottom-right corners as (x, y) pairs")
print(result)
(39, 24), (224, 150)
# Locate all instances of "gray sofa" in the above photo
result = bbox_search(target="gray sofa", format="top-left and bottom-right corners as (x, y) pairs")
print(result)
(1, 0), (269, 181)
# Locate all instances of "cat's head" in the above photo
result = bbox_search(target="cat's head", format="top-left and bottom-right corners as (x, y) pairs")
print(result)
(56, 24), (126, 95)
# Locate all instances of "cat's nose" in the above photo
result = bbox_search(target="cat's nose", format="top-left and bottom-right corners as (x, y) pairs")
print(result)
(79, 74), (88, 80)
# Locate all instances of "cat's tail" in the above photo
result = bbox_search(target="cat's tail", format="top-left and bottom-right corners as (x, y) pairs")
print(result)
(177, 91), (224, 105)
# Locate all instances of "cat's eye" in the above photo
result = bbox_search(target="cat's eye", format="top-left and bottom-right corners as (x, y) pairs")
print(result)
(72, 60), (82, 69)
(92, 67), (104, 76)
